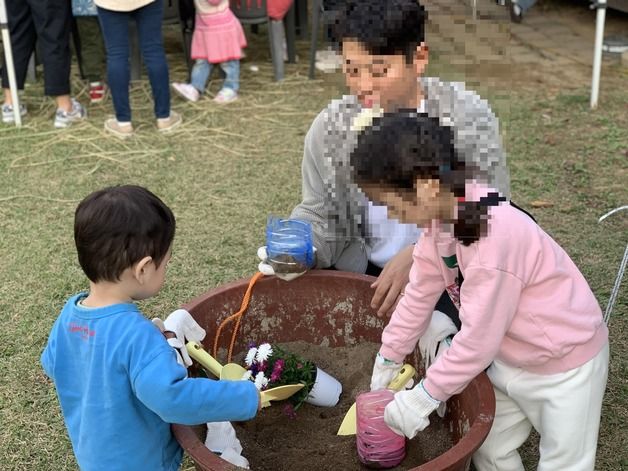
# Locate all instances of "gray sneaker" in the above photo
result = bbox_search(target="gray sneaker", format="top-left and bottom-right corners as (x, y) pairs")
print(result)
(2, 103), (27, 124)
(54, 98), (86, 128)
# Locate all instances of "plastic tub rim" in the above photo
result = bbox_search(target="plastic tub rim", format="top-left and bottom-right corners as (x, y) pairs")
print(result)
(172, 271), (496, 471)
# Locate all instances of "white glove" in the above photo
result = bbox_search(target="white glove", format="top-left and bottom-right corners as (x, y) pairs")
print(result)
(370, 353), (405, 391)
(205, 422), (249, 469)
(219, 447), (250, 469)
(152, 309), (206, 367)
(257, 245), (317, 281)
(384, 380), (440, 439)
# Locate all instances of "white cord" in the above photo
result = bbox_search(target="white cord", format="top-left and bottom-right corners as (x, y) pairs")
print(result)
(604, 244), (627, 325)
(598, 206), (628, 325)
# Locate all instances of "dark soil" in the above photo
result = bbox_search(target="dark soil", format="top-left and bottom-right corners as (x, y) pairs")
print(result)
(232, 341), (453, 470)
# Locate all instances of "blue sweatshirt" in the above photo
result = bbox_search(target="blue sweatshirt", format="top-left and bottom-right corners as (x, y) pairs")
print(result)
(41, 293), (259, 471)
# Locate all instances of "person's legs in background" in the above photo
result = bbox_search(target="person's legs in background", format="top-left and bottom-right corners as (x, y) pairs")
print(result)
(508, 0), (537, 23)
(171, 59), (212, 102)
(1, 0), (36, 123)
(75, 16), (107, 103)
(214, 60), (239, 103)
(29, 0), (85, 127)
(133, 0), (181, 131)
(97, 6), (134, 137)
(316, 0), (343, 72)
(191, 60), (212, 94)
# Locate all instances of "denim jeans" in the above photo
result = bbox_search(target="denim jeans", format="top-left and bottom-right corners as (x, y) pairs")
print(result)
(190, 60), (240, 94)
(97, 0), (170, 121)
(515, 0), (536, 13)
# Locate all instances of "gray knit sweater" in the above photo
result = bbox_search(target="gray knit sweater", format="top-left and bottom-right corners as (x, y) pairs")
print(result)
(290, 77), (511, 273)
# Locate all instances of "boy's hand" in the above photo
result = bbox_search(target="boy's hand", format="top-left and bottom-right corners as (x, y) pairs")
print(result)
(370, 245), (413, 317)
(257, 246), (317, 281)
(153, 309), (206, 367)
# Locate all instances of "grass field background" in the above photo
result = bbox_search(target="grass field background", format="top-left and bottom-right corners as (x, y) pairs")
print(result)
(0, 23), (626, 470)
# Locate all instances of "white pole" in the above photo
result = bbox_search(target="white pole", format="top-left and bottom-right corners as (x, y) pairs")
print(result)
(590, 0), (607, 110)
(0, 0), (21, 127)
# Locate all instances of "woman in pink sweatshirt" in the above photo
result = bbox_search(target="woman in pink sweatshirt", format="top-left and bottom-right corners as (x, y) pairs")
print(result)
(350, 111), (609, 470)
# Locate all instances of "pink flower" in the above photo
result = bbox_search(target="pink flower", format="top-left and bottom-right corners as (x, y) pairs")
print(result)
(283, 404), (297, 420)
(258, 361), (267, 372)
(297, 363), (303, 369)
(269, 359), (284, 382)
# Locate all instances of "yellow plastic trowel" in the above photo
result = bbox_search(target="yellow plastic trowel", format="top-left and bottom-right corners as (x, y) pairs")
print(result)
(186, 341), (304, 408)
(336, 364), (416, 436)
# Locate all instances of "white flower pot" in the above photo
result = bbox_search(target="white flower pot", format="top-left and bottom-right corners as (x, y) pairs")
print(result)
(305, 367), (342, 407)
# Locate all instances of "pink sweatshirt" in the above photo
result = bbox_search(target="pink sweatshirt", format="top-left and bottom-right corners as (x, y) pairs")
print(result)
(379, 184), (608, 402)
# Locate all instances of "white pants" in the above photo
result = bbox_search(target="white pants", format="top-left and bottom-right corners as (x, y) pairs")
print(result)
(473, 343), (609, 471)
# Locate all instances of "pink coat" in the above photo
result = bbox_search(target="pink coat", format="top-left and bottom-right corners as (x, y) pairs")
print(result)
(379, 184), (608, 402)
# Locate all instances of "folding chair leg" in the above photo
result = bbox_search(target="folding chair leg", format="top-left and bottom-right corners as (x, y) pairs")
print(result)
(268, 19), (285, 81)
(295, 0), (308, 39)
(308, 0), (322, 79)
(285, 5), (297, 64)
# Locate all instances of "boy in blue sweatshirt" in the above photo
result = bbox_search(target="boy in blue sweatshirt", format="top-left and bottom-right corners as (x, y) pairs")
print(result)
(41, 185), (260, 471)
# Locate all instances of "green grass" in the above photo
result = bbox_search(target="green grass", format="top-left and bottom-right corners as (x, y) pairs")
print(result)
(0, 28), (626, 470)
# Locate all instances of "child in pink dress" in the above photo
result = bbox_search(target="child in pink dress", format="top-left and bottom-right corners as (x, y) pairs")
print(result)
(172, 0), (246, 104)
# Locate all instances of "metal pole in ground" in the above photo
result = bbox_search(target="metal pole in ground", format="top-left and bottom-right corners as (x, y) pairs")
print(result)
(0, 0), (22, 126)
(590, 0), (607, 109)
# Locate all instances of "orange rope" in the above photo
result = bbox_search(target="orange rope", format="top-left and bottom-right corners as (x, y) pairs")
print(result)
(213, 271), (265, 362)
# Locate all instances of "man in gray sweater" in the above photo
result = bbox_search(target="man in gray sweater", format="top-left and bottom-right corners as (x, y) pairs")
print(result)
(289, 0), (510, 317)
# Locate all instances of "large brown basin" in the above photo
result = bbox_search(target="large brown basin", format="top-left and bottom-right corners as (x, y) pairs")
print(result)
(172, 270), (495, 470)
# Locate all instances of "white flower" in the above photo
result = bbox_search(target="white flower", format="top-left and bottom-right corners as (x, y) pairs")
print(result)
(254, 372), (269, 390)
(244, 347), (258, 367)
(241, 370), (253, 381)
(255, 343), (273, 363)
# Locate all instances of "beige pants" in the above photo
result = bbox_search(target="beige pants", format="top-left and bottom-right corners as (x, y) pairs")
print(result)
(473, 343), (609, 471)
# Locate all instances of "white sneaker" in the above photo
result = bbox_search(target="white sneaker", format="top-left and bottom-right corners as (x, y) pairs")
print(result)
(2, 103), (27, 124)
(213, 88), (238, 104)
(54, 98), (86, 128)
(172, 82), (200, 102)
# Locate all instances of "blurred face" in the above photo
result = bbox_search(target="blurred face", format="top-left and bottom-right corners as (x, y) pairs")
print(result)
(342, 40), (428, 111)
(363, 179), (454, 227)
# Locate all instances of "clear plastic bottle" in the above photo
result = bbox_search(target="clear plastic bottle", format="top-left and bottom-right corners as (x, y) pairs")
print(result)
(265, 217), (314, 274)
(356, 389), (406, 468)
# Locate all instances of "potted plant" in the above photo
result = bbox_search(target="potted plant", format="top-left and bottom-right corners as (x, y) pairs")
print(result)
(243, 342), (342, 411)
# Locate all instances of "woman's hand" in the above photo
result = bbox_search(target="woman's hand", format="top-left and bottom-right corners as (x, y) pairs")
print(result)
(370, 245), (414, 317)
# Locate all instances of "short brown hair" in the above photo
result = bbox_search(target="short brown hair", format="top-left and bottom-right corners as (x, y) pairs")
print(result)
(74, 185), (176, 282)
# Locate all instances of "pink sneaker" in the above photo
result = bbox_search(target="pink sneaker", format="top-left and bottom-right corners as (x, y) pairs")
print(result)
(172, 82), (200, 102)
